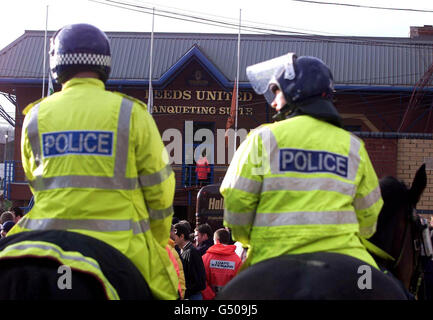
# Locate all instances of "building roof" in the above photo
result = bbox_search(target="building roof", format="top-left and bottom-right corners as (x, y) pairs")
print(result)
(0, 30), (433, 90)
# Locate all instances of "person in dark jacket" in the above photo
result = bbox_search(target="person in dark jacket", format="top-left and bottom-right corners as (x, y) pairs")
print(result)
(173, 223), (206, 300)
(194, 223), (214, 256)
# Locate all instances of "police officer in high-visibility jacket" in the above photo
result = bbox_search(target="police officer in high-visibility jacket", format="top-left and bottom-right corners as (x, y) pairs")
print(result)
(9, 23), (179, 300)
(221, 53), (383, 269)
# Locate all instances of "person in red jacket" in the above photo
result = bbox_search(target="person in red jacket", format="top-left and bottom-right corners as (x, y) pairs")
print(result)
(201, 228), (242, 299)
(195, 150), (210, 185)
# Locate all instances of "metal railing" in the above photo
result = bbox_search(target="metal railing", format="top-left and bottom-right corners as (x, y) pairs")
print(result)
(2, 161), (226, 195)
(3, 160), (17, 200)
(178, 164), (214, 187)
(21, 196), (34, 214)
(2, 160), (33, 213)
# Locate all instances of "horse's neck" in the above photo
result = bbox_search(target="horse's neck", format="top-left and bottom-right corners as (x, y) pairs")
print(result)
(370, 235), (413, 291)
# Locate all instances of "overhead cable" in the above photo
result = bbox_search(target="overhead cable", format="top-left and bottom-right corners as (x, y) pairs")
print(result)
(289, 0), (433, 13)
(91, 0), (433, 49)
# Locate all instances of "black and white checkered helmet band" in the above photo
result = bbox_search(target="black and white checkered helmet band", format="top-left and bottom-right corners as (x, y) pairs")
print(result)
(52, 53), (111, 67)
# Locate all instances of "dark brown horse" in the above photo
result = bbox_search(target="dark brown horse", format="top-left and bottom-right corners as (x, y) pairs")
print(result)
(217, 165), (430, 300)
(368, 164), (432, 298)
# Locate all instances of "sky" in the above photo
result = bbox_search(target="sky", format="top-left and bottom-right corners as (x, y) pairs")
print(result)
(2, 0), (433, 50)
(0, 0), (432, 128)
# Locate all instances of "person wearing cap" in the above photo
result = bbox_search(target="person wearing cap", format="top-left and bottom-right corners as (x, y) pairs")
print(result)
(8, 23), (178, 299)
(221, 53), (383, 269)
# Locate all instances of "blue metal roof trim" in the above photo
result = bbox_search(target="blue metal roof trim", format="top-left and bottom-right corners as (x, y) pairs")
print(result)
(1, 78), (422, 94)
(155, 45), (245, 90)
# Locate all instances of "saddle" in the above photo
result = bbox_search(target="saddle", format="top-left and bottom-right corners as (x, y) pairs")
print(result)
(0, 230), (153, 300)
(217, 252), (411, 300)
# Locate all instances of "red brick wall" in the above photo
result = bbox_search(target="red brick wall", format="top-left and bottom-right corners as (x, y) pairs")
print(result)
(363, 138), (398, 179)
(397, 138), (433, 215)
(361, 136), (433, 218)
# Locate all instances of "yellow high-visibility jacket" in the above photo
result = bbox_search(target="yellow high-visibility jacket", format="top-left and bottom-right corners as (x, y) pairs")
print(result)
(167, 238), (186, 299)
(221, 115), (383, 269)
(10, 78), (178, 299)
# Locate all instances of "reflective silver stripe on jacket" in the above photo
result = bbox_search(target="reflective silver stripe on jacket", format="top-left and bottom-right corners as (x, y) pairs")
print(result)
(114, 98), (134, 178)
(2, 242), (118, 299)
(354, 186), (382, 211)
(253, 211), (358, 227)
(147, 205), (174, 221)
(27, 103), (42, 167)
(347, 134), (362, 181)
(257, 127), (279, 175)
(30, 175), (138, 191)
(224, 209), (256, 226)
(27, 98), (137, 191)
(18, 216), (150, 235)
(229, 176), (262, 194)
(139, 164), (173, 188)
(225, 209), (358, 227)
(262, 176), (355, 196)
(5, 242), (101, 268)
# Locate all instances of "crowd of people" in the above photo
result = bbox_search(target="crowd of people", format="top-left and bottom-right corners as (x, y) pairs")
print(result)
(169, 218), (244, 300)
(0, 207), (23, 238)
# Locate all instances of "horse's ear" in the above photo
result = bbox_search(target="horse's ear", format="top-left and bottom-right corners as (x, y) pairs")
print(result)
(409, 164), (427, 207)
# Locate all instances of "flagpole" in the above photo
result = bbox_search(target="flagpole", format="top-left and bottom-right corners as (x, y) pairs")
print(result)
(147, 7), (155, 114)
(42, 5), (49, 98)
(233, 9), (241, 155)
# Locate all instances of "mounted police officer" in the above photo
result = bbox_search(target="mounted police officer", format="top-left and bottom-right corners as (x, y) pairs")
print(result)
(9, 23), (179, 299)
(221, 53), (383, 270)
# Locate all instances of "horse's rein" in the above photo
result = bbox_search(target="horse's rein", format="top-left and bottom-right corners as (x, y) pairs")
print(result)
(384, 207), (423, 297)
(395, 208), (433, 296)
(390, 212), (411, 270)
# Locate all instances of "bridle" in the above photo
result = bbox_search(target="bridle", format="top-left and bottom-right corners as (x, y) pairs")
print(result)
(389, 207), (411, 271)
(409, 209), (433, 296)
(391, 205), (433, 296)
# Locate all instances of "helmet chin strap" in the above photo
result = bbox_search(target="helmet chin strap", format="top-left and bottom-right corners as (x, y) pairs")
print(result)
(272, 97), (343, 128)
(272, 103), (296, 122)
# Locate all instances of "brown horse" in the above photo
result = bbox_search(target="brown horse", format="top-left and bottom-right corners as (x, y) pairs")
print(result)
(368, 164), (431, 298)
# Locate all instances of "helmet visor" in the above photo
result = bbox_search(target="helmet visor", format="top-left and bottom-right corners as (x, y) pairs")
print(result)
(246, 52), (296, 104)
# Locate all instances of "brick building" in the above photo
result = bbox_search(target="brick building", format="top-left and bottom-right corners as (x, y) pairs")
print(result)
(0, 28), (432, 220)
